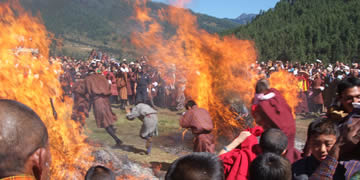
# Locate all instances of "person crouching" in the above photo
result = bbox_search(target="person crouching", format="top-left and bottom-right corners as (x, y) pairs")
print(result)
(126, 101), (158, 155)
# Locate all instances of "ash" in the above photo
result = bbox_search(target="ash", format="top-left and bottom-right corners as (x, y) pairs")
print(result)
(93, 148), (159, 180)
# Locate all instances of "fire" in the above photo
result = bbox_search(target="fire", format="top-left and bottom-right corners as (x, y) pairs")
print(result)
(0, 1), (93, 179)
(131, 0), (258, 137)
(268, 70), (300, 117)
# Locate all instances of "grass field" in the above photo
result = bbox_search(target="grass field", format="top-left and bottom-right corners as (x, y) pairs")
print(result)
(84, 105), (314, 171)
(84, 106), (191, 171)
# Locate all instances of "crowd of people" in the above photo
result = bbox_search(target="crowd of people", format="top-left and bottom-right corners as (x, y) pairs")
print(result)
(1, 49), (360, 180)
(252, 59), (360, 115)
(60, 49), (185, 113)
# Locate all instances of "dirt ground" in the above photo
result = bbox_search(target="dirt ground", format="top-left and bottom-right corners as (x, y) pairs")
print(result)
(84, 106), (315, 174)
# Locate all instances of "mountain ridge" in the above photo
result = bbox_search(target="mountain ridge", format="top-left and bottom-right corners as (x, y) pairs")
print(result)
(230, 13), (257, 24)
(18, 0), (240, 58)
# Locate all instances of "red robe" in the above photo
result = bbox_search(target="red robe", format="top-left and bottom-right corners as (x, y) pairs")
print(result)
(85, 74), (117, 128)
(311, 76), (324, 105)
(254, 88), (301, 163)
(106, 72), (118, 96)
(180, 105), (215, 153)
(219, 126), (263, 180)
(71, 79), (89, 125)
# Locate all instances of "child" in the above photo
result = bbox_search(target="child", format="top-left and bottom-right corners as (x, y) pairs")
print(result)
(166, 152), (224, 180)
(85, 165), (116, 180)
(250, 153), (291, 180)
(292, 119), (340, 179)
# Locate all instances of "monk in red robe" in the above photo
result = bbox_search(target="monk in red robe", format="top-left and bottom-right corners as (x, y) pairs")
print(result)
(179, 100), (215, 153)
(252, 79), (301, 163)
(85, 70), (123, 146)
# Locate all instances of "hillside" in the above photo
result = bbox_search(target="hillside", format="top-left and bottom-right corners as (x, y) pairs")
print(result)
(18, 0), (239, 59)
(229, 13), (257, 24)
(223, 0), (360, 63)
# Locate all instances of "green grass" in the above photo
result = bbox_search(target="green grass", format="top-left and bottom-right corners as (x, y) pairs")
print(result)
(84, 106), (185, 166)
(84, 105), (312, 168)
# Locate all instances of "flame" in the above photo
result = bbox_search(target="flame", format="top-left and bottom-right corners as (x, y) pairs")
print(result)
(0, 1), (93, 179)
(131, 0), (258, 137)
(268, 70), (300, 117)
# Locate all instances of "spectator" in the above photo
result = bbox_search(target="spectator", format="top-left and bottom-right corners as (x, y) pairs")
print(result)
(0, 99), (51, 180)
(292, 119), (340, 179)
(249, 153), (292, 180)
(165, 152), (224, 180)
(85, 165), (115, 180)
(308, 117), (360, 179)
(327, 77), (360, 123)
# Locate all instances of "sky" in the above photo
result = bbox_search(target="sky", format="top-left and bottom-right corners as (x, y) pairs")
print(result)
(151, 0), (280, 19)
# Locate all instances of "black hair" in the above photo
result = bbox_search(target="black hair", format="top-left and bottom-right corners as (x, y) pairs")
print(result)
(255, 79), (270, 94)
(85, 165), (115, 180)
(260, 128), (288, 155)
(165, 152), (224, 180)
(307, 118), (339, 139)
(185, 100), (197, 110)
(337, 77), (360, 95)
(249, 153), (291, 180)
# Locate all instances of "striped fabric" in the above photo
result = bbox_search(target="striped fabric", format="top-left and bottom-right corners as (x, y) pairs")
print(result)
(310, 156), (360, 180)
(0, 175), (35, 180)
(344, 160), (360, 180)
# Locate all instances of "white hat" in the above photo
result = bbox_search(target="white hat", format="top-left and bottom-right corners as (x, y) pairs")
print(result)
(327, 67), (333, 72)
(316, 59), (322, 63)
(123, 58), (127, 62)
(130, 62), (135, 65)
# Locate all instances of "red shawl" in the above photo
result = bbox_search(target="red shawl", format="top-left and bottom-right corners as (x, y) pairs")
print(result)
(219, 126), (263, 180)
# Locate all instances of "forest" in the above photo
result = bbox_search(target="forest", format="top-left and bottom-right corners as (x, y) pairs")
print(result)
(223, 0), (360, 63)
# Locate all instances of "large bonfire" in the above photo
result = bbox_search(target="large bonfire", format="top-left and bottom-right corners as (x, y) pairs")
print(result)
(131, 0), (300, 137)
(0, 0), (300, 179)
(0, 2), (93, 179)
